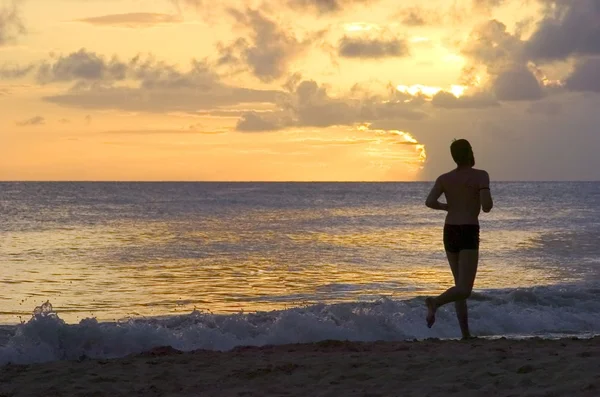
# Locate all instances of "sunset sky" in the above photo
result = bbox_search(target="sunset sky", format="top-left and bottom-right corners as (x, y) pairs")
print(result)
(1, 0), (599, 181)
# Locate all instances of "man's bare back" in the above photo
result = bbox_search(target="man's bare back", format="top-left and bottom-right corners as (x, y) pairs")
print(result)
(429, 168), (493, 225)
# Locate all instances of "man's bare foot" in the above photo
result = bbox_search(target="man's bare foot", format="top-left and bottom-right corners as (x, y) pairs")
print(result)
(461, 335), (476, 341)
(425, 297), (436, 328)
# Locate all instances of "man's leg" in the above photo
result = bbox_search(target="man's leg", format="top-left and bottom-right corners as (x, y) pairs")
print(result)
(445, 251), (471, 338)
(426, 250), (479, 331)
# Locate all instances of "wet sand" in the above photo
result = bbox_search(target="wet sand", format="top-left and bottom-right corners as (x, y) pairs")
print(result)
(1, 337), (599, 397)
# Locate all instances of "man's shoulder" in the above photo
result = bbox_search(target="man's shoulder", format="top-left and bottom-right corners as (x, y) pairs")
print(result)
(473, 168), (490, 178)
(436, 171), (452, 183)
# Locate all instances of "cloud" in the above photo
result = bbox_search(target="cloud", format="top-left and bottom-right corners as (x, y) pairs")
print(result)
(395, 1), (507, 28)
(2, 48), (284, 112)
(234, 79), (428, 132)
(462, 19), (525, 75)
(526, 100), (562, 115)
(174, 0), (374, 15)
(236, 112), (282, 132)
(416, 91), (600, 181)
(36, 51), (283, 113)
(76, 13), (183, 28)
(0, 63), (34, 78)
(492, 66), (543, 101)
(217, 9), (311, 82)
(472, 0), (506, 11)
(397, 7), (436, 26)
(36, 49), (129, 83)
(565, 57), (600, 93)
(525, 0), (600, 62)
(338, 36), (410, 58)
(0, 1), (25, 46)
(291, 80), (358, 126)
(16, 116), (45, 126)
(286, 0), (373, 14)
(102, 127), (226, 135)
(457, 19), (553, 102)
(431, 91), (499, 108)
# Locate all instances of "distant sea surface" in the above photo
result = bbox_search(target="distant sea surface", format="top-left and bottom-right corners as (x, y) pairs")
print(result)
(1, 182), (599, 364)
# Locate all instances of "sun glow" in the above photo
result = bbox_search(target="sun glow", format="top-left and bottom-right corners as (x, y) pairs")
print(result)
(409, 36), (430, 43)
(343, 22), (381, 32)
(396, 84), (467, 99)
(357, 125), (427, 166)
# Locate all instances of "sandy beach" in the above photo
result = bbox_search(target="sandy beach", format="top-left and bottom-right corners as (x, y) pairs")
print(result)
(1, 337), (598, 397)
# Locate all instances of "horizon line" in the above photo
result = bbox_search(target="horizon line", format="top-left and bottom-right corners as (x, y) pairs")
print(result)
(2, 180), (600, 183)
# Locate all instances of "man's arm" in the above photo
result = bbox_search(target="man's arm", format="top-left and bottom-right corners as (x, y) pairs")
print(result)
(479, 171), (493, 213)
(425, 177), (448, 211)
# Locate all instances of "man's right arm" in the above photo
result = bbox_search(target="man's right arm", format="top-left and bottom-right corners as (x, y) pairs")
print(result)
(479, 171), (493, 213)
(425, 176), (448, 211)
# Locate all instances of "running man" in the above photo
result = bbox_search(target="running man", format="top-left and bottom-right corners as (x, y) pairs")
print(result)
(424, 139), (493, 339)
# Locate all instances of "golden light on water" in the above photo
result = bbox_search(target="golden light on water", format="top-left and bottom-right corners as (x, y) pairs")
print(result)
(1, 208), (570, 324)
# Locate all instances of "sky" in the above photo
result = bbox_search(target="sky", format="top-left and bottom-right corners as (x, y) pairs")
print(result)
(1, 0), (599, 181)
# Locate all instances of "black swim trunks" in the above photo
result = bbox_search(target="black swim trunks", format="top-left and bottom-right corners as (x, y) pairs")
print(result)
(443, 224), (480, 253)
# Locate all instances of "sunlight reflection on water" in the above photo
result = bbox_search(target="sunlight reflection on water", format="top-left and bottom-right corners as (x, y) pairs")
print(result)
(1, 182), (599, 324)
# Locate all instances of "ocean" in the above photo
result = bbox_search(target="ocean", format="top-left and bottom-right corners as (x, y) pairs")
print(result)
(1, 182), (599, 364)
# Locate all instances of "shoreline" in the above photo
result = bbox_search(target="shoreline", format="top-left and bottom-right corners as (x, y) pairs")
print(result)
(1, 337), (598, 397)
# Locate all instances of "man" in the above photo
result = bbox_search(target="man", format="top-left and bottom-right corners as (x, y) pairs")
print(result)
(424, 139), (493, 339)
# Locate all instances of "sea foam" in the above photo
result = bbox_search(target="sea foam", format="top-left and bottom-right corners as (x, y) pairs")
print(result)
(1, 284), (598, 365)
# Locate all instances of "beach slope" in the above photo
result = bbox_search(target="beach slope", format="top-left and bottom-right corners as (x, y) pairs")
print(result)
(1, 337), (598, 397)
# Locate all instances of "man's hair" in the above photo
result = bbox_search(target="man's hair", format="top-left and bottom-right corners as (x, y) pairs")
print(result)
(450, 139), (474, 166)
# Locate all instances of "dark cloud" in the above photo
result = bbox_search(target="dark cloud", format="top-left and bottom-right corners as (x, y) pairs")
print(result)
(493, 67), (543, 101)
(287, 0), (372, 14)
(338, 36), (410, 58)
(526, 100), (562, 115)
(291, 80), (358, 126)
(398, 7), (435, 26)
(401, 12), (426, 26)
(416, 93), (600, 181)
(458, 20), (554, 102)
(432, 91), (499, 109)
(395, 1), (507, 28)
(234, 79), (428, 132)
(565, 57), (600, 93)
(1, 48), (284, 112)
(76, 13), (183, 28)
(39, 51), (283, 113)
(16, 116), (45, 126)
(0, 63), (34, 78)
(37, 49), (129, 83)
(45, 84), (281, 113)
(462, 19), (524, 75)
(217, 9), (310, 82)
(525, 0), (600, 62)
(0, 1), (25, 46)
(236, 112), (282, 132)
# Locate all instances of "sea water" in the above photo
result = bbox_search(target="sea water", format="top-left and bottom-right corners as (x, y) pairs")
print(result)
(1, 182), (599, 364)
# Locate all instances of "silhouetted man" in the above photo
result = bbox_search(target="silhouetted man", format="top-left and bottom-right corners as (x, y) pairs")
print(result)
(424, 139), (493, 339)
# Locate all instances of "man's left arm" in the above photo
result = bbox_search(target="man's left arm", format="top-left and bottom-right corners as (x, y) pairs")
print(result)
(425, 177), (448, 211)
